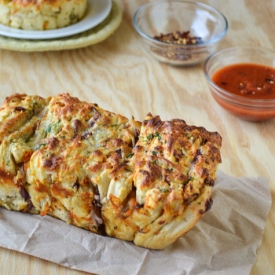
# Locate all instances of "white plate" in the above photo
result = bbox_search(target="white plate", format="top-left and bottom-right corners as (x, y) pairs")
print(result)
(0, 0), (112, 40)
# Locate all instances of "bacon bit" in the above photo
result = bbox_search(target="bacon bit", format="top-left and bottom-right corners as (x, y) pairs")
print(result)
(14, 106), (26, 112)
(134, 203), (144, 209)
(72, 181), (80, 190)
(184, 193), (199, 205)
(91, 106), (101, 116)
(72, 119), (83, 133)
(204, 177), (215, 186)
(115, 149), (122, 159)
(92, 212), (103, 225)
(200, 168), (209, 177)
(19, 185), (30, 201)
(193, 149), (202, 163)
(43, 156), (63, 170)
(88, 112), (101, 127)
(81, 132), (93, 140)
(93, 194), (102, 208)
(134, 128), (140, 144)
(48, 137), (59, 149)
(205, 197), (213, 212)
(199, 197), (213, 214)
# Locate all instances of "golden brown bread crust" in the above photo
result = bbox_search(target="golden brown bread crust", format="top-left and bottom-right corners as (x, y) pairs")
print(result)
(0, 93), (222, 249)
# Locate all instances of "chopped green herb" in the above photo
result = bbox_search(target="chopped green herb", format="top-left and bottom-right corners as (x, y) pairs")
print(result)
(147, 133), (155, 140)
(152, 151), (158, 155)
(35, 143), (47, 150)
(156, 132), (162, 140)
(127, 153), (134, 158)
(160, 187), (169, 193)
(45, 125), (51, 134)
(45, 120), (61, 134)
(146, 132), (162, 141)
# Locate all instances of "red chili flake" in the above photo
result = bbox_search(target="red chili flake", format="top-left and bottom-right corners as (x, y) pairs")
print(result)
(154, 31), (202, 45)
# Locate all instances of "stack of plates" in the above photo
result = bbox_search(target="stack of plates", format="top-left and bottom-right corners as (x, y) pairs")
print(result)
(0, 0), (122, 52)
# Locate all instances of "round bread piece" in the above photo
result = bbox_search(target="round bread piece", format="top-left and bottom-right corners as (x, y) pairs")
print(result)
(0, 0), (88, 30)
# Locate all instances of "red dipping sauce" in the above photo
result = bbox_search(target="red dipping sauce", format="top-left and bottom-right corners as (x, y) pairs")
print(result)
(210, 63), (275, 121)
(212, 63), (275, 99)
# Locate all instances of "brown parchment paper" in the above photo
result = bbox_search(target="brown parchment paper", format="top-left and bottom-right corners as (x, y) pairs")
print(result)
(0, 171), (271, 275)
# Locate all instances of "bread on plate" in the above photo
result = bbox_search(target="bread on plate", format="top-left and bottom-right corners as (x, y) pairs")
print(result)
(0, 0), (87, 30)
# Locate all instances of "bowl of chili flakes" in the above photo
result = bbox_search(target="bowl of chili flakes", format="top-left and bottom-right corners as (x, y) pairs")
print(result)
(132, 1), (228, 66)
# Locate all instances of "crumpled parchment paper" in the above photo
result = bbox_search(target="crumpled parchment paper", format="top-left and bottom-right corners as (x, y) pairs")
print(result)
(0, 171), (271, 275)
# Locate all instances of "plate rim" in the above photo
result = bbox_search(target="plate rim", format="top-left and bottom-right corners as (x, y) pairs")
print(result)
(0, 1), (122, 52)
(0, 0), (112, 40)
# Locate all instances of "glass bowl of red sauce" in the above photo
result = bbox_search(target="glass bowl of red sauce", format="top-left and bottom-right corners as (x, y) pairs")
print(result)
(204, 46), (275, 121)
(133, 1), (228, 66)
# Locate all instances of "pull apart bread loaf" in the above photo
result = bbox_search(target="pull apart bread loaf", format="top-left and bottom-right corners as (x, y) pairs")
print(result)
(0, 0), (87, 30)
(0, 93), (222, 249)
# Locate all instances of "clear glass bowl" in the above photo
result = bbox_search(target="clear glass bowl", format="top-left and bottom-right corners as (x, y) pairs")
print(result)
(133, 1), (228, 66)
(204, 46), (275, 121)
